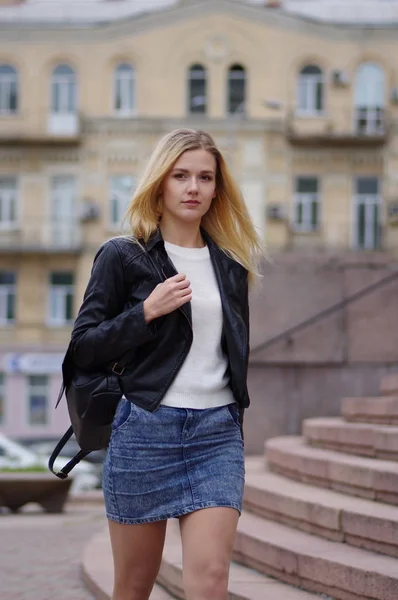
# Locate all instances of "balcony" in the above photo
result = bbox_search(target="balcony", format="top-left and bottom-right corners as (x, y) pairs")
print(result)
(47, 113), (80, 138)
(0, 221), (83, 254)
(0, 110), (82, 147)
(286, 107), (389, 147)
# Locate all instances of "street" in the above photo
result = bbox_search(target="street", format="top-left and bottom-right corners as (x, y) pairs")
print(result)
(0, 501), (106, 600)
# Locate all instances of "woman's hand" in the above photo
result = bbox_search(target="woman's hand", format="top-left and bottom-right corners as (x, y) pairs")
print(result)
(143, 273), (192, 323)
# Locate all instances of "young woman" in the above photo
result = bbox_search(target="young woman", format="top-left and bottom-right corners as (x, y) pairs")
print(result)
(69, 129), (262, 600)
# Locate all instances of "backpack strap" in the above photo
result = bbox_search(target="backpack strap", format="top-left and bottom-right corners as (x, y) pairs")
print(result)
(48, 426), (91, 478)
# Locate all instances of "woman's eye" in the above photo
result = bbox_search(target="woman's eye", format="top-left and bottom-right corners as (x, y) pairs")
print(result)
(173, 173), (212, 181)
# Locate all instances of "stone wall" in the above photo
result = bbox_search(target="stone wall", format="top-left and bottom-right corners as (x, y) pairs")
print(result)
(244, 252), (398, 454)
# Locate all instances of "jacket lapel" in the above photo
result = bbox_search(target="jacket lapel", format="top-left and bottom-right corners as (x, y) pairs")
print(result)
(156, 245), (193, 325)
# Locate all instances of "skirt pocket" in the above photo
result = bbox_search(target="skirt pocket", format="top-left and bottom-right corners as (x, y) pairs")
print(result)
(112, 398), (136, 434)
(226, 403), (241, 429)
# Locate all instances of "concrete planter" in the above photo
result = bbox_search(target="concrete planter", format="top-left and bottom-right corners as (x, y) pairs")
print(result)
(0, 472), (72, 513)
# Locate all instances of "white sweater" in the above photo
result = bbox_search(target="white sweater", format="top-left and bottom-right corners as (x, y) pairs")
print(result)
(160, 241), (235, 409)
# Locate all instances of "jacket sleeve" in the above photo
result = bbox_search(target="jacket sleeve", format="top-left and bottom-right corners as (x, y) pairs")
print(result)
(70, 240), (157, 370)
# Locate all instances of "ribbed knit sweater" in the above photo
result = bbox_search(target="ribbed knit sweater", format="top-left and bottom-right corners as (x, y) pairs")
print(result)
(160, 241), (234, 409)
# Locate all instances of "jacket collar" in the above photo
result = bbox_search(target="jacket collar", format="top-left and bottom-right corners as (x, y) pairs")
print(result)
(145, 228), (164, 252)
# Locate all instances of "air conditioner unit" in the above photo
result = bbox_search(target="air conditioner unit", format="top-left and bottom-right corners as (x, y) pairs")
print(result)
(332, 70), (350, 87)
(390, 87), (398, 105)
(80, 200), (100, 223)
(267, 204), (286, 221)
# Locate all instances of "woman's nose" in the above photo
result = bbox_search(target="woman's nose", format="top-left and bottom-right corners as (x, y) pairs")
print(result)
(187, 177), (199, 191)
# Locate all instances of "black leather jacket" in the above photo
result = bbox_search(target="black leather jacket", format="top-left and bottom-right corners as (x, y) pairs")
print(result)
(68, 228), (250, 413)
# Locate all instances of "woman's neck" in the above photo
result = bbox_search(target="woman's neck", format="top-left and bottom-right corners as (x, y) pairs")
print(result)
(159, 222), (205, 248)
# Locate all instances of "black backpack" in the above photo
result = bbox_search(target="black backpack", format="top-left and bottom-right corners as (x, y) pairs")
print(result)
(48, 348), (136, 480)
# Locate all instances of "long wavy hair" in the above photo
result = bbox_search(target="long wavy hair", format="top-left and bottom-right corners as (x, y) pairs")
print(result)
(124, 128), (263, 283)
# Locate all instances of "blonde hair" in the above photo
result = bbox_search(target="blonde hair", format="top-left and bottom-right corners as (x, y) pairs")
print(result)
(124, 128), (263, 283)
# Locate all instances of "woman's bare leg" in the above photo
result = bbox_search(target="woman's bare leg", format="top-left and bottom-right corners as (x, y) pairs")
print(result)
(108, 519), (167, 600)
(179, 507), (239, 600)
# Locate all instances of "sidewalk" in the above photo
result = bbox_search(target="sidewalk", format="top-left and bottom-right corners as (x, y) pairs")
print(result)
(0, 500), (107, 600)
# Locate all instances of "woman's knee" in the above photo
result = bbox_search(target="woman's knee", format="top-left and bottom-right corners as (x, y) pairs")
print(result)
(184, 561), (229, 599)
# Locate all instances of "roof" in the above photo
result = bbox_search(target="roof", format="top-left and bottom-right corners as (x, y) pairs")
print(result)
(0, 0), (178, 24)
(0, 0), (397, 26)
(285, 0), (398, 23)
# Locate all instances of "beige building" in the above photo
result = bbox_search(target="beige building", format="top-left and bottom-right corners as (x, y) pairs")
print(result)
(1, 0), (398, 439)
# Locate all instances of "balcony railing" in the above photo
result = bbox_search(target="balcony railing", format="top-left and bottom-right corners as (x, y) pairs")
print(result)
(0, 110), (82, 147)
(47, 113), (80, 138)
(0, 221), (83, 253)
(286, 107), (389, 147)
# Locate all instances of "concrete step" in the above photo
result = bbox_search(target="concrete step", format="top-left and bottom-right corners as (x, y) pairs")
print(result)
(234, 510), (398, 600)
(303, 416), (398, 460)
(266, 436), (398, 505)
(341, 396), (398, 425)
(380, 374), (398, 396)
(158, 517), (322, 600)
(244, 456), (398, 557)
(82, 527), (176, 599)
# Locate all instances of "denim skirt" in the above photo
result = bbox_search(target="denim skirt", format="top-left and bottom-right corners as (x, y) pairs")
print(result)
(102, 398), (245, 525)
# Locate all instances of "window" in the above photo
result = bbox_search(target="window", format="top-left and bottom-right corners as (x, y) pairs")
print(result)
(48, 272), (74, 326)
(354, 63), (385, 135)
(227, 64), (246, 115)
(354, 177), (381, 250)
(188, 64), (207, 114)
(110, 176), (136, 229)
(0, 65), (18, 114)
(293, 177), (320, 231)
(297, 65), (324, 114)
(0, 272), (15, 325)
(51, 64), (76, 114)
(114, 64), (135, 115)
(51, 175), (76, 221)
(0, 373), (5, 425)
(27, 375), (48, 426)
(50, 175), (78, 246)
(0, 176), (17, 228)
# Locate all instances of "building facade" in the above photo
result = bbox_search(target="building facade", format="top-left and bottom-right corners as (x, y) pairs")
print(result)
(1, 0), (398, 439)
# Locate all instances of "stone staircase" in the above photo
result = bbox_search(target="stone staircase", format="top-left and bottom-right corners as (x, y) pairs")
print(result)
(238, 373), (398, 600)
(83, 374), (398, 600)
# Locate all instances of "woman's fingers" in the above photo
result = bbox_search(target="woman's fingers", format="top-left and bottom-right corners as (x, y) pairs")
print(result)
(168, 273), (190, 289)
(143, 272), (192, 322)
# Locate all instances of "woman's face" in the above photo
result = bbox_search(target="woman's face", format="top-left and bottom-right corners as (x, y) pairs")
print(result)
(160, 148), (217, 226)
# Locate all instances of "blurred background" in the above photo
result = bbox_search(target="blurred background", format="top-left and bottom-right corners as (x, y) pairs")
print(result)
(0, 0), (398, 460)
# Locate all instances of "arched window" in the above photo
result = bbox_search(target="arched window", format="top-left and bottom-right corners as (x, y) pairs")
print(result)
(188, 64), (207, 115)
(51, 64), (76, 113)
(114, 63), (135, 115)
(0, 65), (18, 114)
(227, 64), (246, 115)
(354, 63), (385, 135)
(297, 64), (324, 114)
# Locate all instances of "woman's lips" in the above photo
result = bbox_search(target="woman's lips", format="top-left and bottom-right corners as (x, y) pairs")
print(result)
(183, 200), (200, 205)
